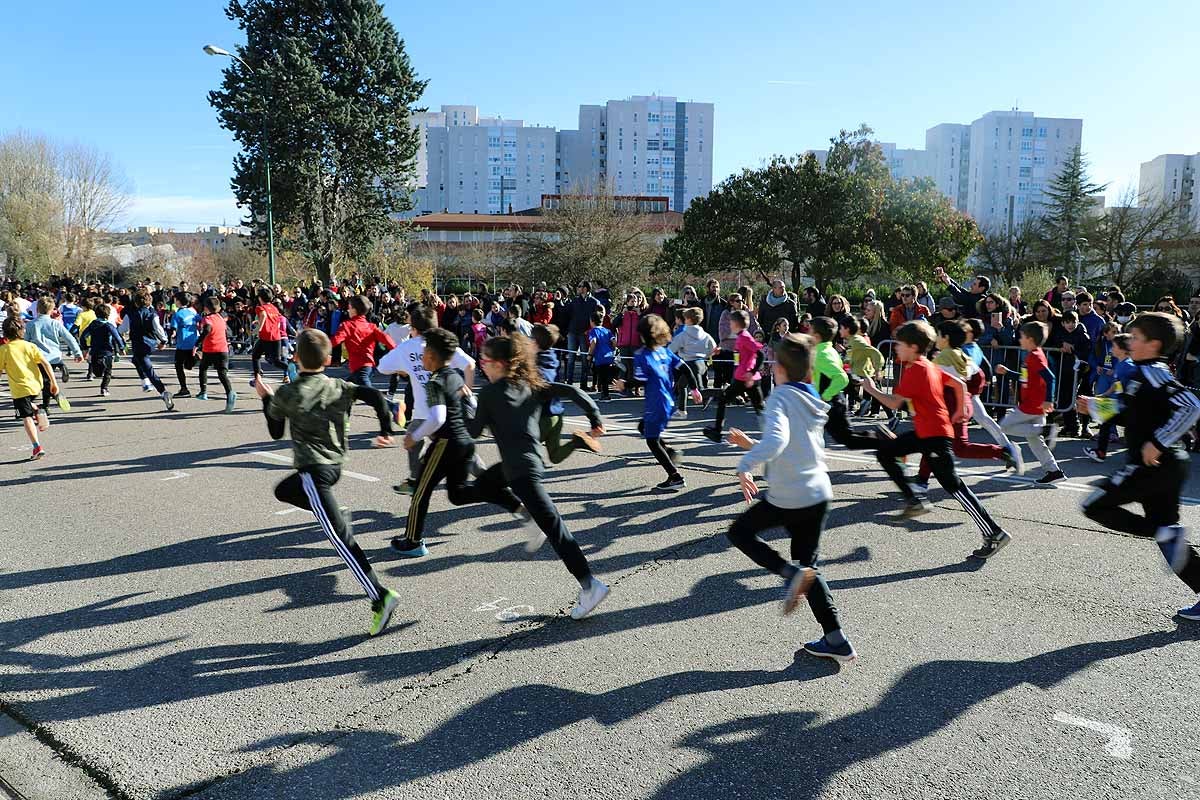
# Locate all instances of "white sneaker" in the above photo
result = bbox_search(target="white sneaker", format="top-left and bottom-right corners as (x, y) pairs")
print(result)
(161, 390), (175, 411)
(515, 506), (545, 553)
(570, 579), (610, 619)
(671, 409), (687, 419)
(141, 379), (152, 392)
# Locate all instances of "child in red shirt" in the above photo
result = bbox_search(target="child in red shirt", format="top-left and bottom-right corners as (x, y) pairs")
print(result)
(996, 321), (1064, 484)
(194, 295), (236, 412)
(862, 320), (1012, 560)
(329, 295), (396, 388)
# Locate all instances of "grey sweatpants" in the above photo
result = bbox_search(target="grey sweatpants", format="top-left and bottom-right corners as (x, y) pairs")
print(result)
(1001, 408), (1059, 472)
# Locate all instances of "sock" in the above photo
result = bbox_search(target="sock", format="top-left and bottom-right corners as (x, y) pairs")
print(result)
(825, 629), (847, 646)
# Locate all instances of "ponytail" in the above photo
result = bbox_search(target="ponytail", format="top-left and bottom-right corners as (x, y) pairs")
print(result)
(482, 333), (547, 391)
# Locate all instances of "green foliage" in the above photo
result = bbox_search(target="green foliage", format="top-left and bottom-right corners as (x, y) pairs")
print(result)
(659, 125), (978, 296)
(209, 0), (426, 284)
(1037, 145), (1107, 274)
(1015, 265), (1056, 307)
(1126, 267), (1195, 306)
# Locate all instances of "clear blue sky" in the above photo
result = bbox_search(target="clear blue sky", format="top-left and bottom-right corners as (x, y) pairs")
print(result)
(4, 0), (1197, 228)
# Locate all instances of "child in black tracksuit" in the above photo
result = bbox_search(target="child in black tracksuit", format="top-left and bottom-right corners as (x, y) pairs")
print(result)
(1078, 312), (1200, 621)
(471, 332), (610, 620)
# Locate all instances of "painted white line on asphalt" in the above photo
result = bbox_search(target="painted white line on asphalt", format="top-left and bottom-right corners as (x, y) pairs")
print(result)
(1053, 712), (1132, 759)
(274, 507), (305, 516)
(250, 450), (379, 482)
(159, 471), (189, 481)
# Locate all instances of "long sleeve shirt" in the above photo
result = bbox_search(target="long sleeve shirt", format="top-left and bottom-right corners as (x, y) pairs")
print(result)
(25, 315), (81, 363)
(80, 319), (124, 358)
(813, 340), (849, 401)
(1084, 359), (1200, 464)
(329, 314), (396, 372)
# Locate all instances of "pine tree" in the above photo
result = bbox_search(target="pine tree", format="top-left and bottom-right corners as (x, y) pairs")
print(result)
(208, 0), (426, 283)
(1037, 145), (1107, 276)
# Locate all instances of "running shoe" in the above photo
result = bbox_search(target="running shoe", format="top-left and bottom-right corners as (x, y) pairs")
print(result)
(174, 388), (192, 398)
(654, 474), (686, 493)
(141, 379), (152, 392)
(1177, 599), (1200, 621)
(971, 530), (1012, 560)
(701, 426), (723, 443)
(161, 390), (175, 412)
(194, 392), (208, 400)
(514, 506), (545, 553)
(1035, 470), (1066, 486)
(1157, 525), (1191, 574)
(393, 480), (417, 496)
(390, 539), (428, 558)
(1003, 442), (1024, 475)
(388, 400), (403, 427)
(909, 480), (929, 497)
(224, 391), (238, 414)
(856, 398), (873, 417)
(100, 389), (111, 397)
(803, 636), (857, 665)
(899, 498), (933, 519)
(671, 409), (687, 419)
(369, 589), (401, 636)
(570, 579), (610, 619)
(55, 394), (71, 412)
(572, 431), (602, 454)
(781, 567), (816, 615)
(84, 374), (94, 382)
(666, 446), (681, 467)
(1084, 447), (1106, 463)
(30, 444), (44, 461)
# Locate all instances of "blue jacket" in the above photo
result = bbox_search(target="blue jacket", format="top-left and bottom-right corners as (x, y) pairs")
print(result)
(25, 315), (81, 364)
(81, 319), (124, 358)
(536, 350), (564, 416)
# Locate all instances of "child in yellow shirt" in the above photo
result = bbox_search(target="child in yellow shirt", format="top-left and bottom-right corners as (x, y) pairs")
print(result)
(0, 316), (58, 459)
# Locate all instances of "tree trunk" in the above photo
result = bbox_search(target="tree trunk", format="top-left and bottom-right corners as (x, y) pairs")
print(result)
(314, 253), (334, 285)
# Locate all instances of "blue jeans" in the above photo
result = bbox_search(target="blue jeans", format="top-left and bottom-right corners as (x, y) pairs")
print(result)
(566, 331), (589, 387)
(348, 366), (374, 388)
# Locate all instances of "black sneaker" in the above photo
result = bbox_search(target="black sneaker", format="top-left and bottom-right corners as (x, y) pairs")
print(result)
(971, 530), (1012, 560)
(654, 474), (686, 493)
(393, 480), (417, 496)
(701, 426), (723, 443)
(1084, 447), (1105, 463)
(1035, 470), (1066, 486)
(174, 388), (192, 398)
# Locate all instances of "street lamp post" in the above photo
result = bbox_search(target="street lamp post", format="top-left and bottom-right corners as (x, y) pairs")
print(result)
(1073, 237), (1089, 287)
(203, 44), (276, 286)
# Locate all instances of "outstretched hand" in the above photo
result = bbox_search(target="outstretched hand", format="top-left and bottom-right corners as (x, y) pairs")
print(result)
(737, 471), (759, 504)
(728, 428), (754, 450)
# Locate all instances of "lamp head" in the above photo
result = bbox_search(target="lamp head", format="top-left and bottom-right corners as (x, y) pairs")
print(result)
(203, 44), (230, 57)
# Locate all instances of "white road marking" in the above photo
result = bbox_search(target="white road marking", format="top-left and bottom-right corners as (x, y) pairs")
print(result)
(1053, 712), (1132, 759)
(472, 597), (535, 622)
(274, 507), (305, 516)
(159, 471), (189, 481)
(250, 450), (379, 482)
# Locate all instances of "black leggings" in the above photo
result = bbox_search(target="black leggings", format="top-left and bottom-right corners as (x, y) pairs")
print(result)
(876, 432), (1002, 538)
(825, 396), (879, 450)
(712, 380), (764, 432)
(198, 352), (232, 395)
(90, 355), (113, 392)
(674, 360), (705, 410)
(726, 499), (840, 633)
(647, 437), (679, 478)
(252, 339), (287, 377)
(403, 440), (520, 546)
(175, 348), (196, 390)
(1082, 458), (1200, 593)
(274, 465), (385, 602)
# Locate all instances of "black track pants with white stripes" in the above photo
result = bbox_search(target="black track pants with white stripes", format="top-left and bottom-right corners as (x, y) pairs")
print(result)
(275, 465), (385, 602)
(876, 432), (1004, 538)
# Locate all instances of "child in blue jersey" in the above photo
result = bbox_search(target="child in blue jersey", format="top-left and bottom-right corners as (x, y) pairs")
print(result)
(170, 292), (201, 397)
(623, 314), (686, 492)
(1085, 333), (1135, 462)
(586, 311), (616, 400)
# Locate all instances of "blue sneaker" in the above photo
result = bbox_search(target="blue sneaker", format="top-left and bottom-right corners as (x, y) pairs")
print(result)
(195, 392), (209, 400)
(224, 390), (238, 414)
(390, 539), (428, 558)
(1177, 599), (1200, 621)
(803, 636), (857, 665)
(1157, 525), (1190, 574)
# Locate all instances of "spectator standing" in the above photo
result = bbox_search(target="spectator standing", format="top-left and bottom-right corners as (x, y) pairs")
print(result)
(760, 279), (800, 334)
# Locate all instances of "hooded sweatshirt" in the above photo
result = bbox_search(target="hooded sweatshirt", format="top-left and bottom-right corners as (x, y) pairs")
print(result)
(669, 324), (717, 362)
(737, 382), (833, 509)
(845, 334), (883, 379)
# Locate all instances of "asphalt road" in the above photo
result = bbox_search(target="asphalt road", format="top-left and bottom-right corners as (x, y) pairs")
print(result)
(1, 353), (1198, 800)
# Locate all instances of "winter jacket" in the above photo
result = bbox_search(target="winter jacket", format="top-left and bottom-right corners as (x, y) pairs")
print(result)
(888, 302), (931, 333)
(737, 382), (833, 509)
(614, 309), (642, 348)
(669, 324), (717, 362)
(758, 292), (800, 333)
(718, 308), (761, 351)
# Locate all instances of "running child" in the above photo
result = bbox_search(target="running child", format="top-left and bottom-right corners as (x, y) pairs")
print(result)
(861, 320), (1013, 559)
(170, 292), (200, 397)
(842, 317), (882, 417)
(622, 314), (687, 492)
(586, 311), (618, 401)
(808, 316), (879, 450)
(469, 333), (610, 619)
(329, 295), (396, 389)
(0, 316), (57, 460)
(1076, 312), (1200, 621)
(702, 309), (764, 444)
(250, 287), (289, 386)
(256, 328), (401, 636)
(125, 290), (175, 411)
(961, 317), (1020, 466)
(668, 307), (713, 417)
(1085, 333), (1135, 463)
(80, 304), (124, 396)
(534, 323), (603, 465)
(724, 332), (856, 664)
(996, 321), (1064, 485)
(24, 296), (81, 414)
(910, 320), (1019, 495)
(194, 295), (237, 412)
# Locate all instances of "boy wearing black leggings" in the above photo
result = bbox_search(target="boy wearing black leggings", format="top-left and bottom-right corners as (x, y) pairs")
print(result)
(256, 328), (401, 636)
(195, 295), (237, 413)
(724, 333), (856, 664)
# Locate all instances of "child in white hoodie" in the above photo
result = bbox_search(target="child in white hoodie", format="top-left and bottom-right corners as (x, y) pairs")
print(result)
(668, 307), (716, 417)
(724, 332), (856, 665)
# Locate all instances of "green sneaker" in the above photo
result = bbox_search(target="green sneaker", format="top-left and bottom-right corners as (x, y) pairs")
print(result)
(55, 394), (72, 412)
(369, 589), (401, 636)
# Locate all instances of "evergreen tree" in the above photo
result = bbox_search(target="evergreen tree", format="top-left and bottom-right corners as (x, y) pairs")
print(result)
(1037, 145), (1107, 276)
(208, 0), (426, 283)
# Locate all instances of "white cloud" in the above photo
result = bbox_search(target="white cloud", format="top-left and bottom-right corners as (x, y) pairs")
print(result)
(125, 195), (246, 230)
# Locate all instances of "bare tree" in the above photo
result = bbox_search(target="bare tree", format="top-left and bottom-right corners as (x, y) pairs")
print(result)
(973, 218), (1042, 287)
(1087, 185), (1196, 289)
(0, 131), (64, 280)
(60, 143), (131, 272)
(509, 188), (660, 291)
